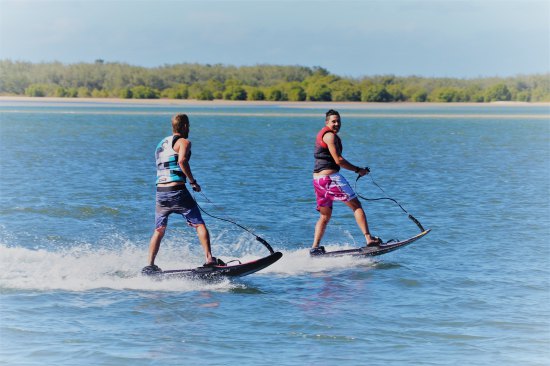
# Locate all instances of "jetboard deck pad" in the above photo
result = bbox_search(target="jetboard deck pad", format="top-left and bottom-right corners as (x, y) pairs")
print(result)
(142, 251), (283, 280)
(312, 229), (431, 258)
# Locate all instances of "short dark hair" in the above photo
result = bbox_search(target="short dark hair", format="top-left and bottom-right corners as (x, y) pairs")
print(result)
(325, 109), (340, 120)
(172, 113), (189, 133)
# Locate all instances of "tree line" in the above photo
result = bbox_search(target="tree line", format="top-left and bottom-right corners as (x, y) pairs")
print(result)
(1, 59), (549, 102)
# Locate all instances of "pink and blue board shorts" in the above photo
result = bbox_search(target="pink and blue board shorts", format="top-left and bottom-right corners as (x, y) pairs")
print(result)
(155, 185), (205, 229)
(313, 173), (357, 210)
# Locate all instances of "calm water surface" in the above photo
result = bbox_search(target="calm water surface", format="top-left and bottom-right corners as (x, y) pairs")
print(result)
(0, 101), (549, 365)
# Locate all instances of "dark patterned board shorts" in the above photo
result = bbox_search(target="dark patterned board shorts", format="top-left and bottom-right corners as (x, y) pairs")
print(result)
(155, 186), (205, 229)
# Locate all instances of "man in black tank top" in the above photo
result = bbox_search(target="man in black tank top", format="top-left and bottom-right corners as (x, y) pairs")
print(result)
(310, 110), (381, 255)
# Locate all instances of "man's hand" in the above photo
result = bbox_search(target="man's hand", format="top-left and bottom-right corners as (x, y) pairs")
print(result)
(357, 167), (370, 177)
(190, 182), (201, 192)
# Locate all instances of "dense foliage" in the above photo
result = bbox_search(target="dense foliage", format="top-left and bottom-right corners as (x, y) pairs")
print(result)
(1, 59), (549, 102)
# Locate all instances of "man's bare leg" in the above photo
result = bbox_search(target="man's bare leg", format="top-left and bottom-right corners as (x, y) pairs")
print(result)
(196, 224), (214, 263)
(148, 227), (165, 266)
(312, 206), (332, 248)
(344, 198), (379, 245)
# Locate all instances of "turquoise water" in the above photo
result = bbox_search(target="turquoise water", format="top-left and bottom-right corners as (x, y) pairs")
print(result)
(0, 101), (549, 365)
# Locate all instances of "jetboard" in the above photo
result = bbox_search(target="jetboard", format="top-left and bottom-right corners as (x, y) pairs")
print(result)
(142, 251), (283, 280)
(311, 229), (431, 258)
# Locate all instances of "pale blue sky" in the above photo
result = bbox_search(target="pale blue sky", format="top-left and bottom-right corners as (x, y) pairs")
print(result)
(0, 0), (548, 78)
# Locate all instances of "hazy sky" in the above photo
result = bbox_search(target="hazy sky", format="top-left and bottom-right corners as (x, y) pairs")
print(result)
(1, 0), (548, 78)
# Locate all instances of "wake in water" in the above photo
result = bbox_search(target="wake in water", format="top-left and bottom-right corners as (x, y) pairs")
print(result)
(0, 237), (376, 292)
(262, 246), (377, 276)
(0, 242), (237, 292)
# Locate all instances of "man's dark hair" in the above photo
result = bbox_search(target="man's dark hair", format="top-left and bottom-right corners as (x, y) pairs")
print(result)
(325, 109), (340, 120)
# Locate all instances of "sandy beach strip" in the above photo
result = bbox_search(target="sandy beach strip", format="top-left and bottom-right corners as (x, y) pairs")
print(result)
(1, 96), (548, 119)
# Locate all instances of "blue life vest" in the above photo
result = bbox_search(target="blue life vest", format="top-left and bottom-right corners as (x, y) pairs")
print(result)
(155, 135), (186, 184)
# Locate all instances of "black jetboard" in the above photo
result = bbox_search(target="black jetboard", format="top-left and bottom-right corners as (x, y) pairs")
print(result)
(142, 251), (283, 280)
(312, 229), (431, 258)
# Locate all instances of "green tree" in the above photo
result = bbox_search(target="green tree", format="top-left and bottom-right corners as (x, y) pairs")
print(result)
(386, 84), (405, 102)
(246, 87), (265, 101)
(461, 84), (484, 102)
(130, 85), (159, 99)
(223, 79), (247, 100)
(515, 90), (531, 102)
(0, 60), (32, 94)
(196, 90), (214, 100)
(412, 90), (428, 102)
(91, 89), (109, 98)
(188, 83), (214, 100)
(66, 87), (78, 97)
(331, 80), (361, 101)
(484, 84), (512, 102)
(54, 86), (68, 97)
(531, 86), (550, 102)
(161, 84), (188, 99)
(286, 84), (306, 101)
(2, 60), (549, 103)
(77, 87), (91, 97)
(24, 83), (52, 97)
(223, 86), (247, 100)
(403, 85), (428, 102)
(118, 88), (133, 99)
(266, 88), (285, 101)
(429, 87), (465, 102)
(308, 85), (331, 101)
(361, 85), (392, 102)
(205, 79), (224, 99)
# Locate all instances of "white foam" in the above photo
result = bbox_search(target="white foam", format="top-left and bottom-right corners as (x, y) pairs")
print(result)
(260, 246), (376, 277)
(0, 235), (376, 291)
(0, 243), (235, 292)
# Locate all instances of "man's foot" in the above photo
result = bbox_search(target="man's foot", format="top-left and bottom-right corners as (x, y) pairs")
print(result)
(309, 246), (326, 256)
(141, 264), (162, 274)
(366, 237), (383, 247)
(203, 257), (225, 267)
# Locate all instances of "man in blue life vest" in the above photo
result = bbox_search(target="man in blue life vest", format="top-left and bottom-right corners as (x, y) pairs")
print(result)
(143, 113), (221, 273)
(310, 109), (381, 255)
